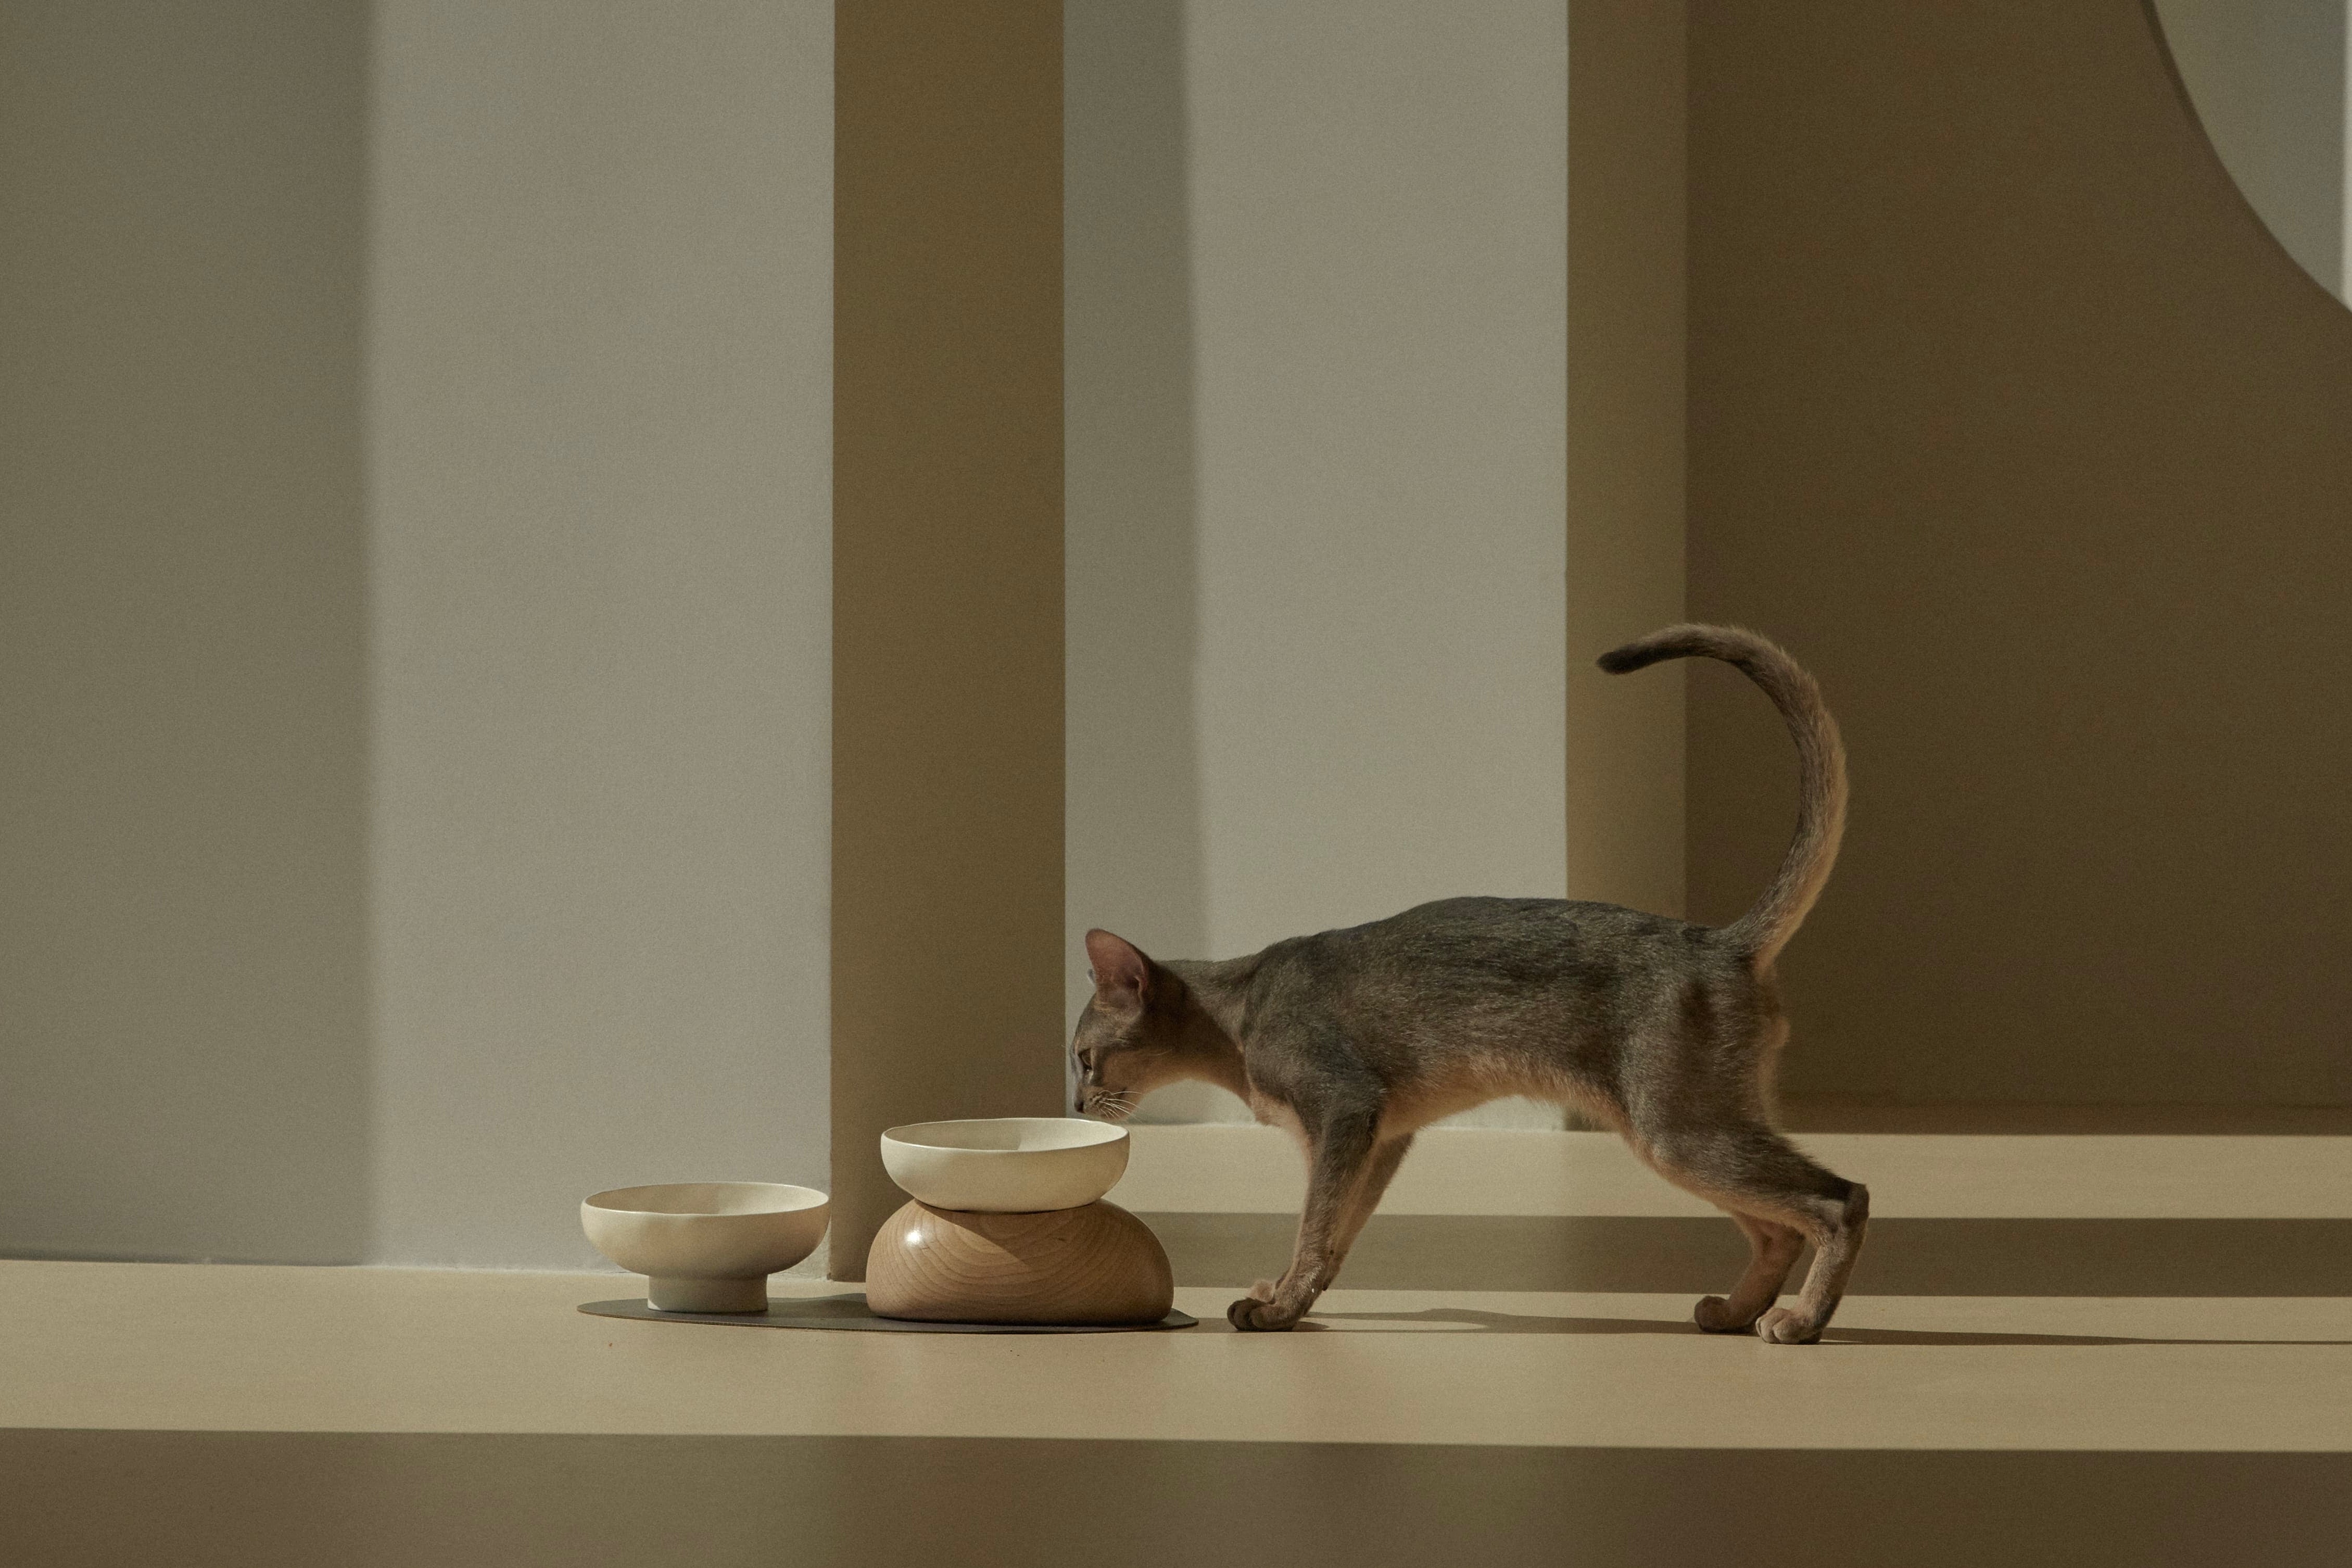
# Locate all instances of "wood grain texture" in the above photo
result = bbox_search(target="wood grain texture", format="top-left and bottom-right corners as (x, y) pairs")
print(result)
(865, 1200), (1174, 1325)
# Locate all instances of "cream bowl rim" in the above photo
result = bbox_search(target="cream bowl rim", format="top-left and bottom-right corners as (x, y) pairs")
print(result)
(879, 1116), (1128, 1154)
(581, 1180), (830, 1219)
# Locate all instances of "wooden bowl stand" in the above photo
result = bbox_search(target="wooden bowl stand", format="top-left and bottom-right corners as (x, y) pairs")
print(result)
(864, 1199), (1175, 1325)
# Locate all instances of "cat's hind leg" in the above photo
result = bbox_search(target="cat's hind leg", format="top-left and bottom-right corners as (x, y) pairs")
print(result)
(1760, 1175), (1869, 1345)
(1638, 1122), (1868, 1345)
(1692, 1211), (1805, 1333)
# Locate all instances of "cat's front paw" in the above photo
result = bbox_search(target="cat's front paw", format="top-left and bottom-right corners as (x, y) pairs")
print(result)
(1226, 1296), (1299, 1332)
(1755, 1307), (1823, 1345)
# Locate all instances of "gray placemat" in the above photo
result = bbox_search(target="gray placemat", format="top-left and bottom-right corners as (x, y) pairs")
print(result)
(578, 1295), (1197, 1334)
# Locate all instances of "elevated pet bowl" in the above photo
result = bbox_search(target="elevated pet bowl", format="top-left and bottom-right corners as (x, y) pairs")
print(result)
(880, 1116), (1129, 1212)
(867, 1117), (1170, 1326)
(581, 1181), (828, 1313)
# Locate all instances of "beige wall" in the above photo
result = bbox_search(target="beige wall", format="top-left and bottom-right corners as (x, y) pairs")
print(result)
(369, 0), (835, 1268)
(1066, 0), (1576, 1128)
(0, 1), (372, 1262)
(1689, 0), (2352, 1107)
(41, 0), (2336, 1289)
(1, 0), (837, 1269)
(832, 0), (1066, 1274)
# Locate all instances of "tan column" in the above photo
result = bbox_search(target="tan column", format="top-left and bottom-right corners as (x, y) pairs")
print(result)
(830, 1), (1067, 1278)
(1566, 0), (1688, 919)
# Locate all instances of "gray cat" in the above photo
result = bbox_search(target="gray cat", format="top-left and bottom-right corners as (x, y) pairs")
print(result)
(1070, 624), (1867, 1344)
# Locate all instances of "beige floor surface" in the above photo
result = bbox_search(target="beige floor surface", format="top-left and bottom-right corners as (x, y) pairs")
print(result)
(5, 1259), (2345, 1451)
(11, 1128), (2349, 1565)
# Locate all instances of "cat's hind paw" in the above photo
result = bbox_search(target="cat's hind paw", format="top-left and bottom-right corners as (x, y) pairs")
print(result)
(1755, 1307), (1824, 1345)
(1693, 1295), (1759, 1333)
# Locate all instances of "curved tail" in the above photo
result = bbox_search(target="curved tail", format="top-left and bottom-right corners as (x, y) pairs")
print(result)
(1598, 624), (1847, 968)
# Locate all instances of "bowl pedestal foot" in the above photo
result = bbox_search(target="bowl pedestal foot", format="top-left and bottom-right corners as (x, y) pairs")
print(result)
(647, 1275), (770, 1313)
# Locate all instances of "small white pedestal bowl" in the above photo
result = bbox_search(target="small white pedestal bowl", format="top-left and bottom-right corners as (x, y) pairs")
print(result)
(581, 1182), (829, 1312)
(880, 1118), (1129, 1212)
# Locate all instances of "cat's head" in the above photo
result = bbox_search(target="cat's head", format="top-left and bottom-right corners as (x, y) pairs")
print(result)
(1070, 928), (1194, 1121)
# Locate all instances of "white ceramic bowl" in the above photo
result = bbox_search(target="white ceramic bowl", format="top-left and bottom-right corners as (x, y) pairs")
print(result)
(580, 1181), (828, 1312)
(880, 1118), (1129, 1212)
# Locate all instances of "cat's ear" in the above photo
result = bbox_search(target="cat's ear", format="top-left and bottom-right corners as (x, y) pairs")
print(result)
(1084, 928), (1152, 1008)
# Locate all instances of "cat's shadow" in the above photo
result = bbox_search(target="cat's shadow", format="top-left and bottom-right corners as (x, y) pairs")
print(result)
(1294, 1307), (2348, 1347)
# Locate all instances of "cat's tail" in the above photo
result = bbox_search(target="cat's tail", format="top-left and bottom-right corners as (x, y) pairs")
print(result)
(1597, 624), (1847, 969)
